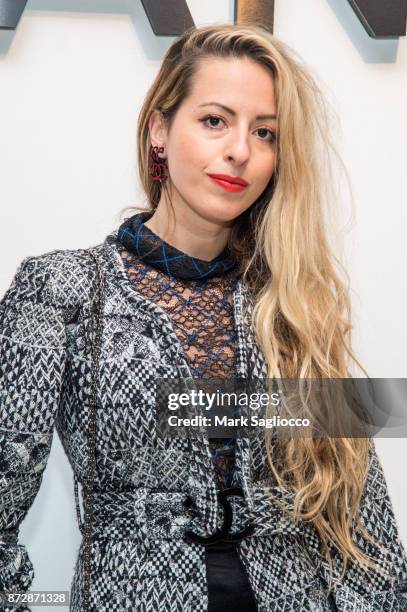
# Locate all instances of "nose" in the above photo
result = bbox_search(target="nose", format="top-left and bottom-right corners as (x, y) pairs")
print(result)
(223, 128), (250, 165)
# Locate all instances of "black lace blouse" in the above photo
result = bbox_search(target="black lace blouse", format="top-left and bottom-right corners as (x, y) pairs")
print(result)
(116, 211), (241, 490)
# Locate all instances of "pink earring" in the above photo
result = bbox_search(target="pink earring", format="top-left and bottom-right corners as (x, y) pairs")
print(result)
(149, 145), (168, 183)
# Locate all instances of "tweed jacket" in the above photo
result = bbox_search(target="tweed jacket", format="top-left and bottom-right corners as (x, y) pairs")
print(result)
(1, 232), (407, 612)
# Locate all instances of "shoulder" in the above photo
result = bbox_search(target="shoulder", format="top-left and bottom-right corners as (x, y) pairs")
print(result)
(2, 243), (106, 313)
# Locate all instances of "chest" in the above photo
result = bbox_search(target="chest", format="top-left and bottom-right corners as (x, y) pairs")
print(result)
(56, 272), (269, 493)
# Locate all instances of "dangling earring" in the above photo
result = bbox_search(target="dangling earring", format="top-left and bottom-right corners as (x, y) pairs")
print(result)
(149, 145), (168, 183)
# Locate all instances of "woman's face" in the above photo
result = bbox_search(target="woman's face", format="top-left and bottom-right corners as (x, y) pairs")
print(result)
(151, 56), (277, 227)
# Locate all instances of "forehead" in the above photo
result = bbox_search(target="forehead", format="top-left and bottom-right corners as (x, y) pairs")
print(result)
(187, 56), (276, 114)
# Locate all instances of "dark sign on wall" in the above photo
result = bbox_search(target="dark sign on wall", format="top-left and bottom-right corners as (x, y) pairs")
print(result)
(0, 0), (406, 39)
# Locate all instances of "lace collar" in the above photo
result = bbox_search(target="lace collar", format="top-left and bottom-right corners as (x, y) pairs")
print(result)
(116, 211), (238, 281)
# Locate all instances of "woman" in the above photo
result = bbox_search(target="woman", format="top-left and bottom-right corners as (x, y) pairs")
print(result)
(1, 23), (406, 612)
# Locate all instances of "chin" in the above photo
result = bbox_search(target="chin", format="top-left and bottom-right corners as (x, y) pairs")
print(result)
(199, 210), (239, 226)
(193, 203), (246, 225)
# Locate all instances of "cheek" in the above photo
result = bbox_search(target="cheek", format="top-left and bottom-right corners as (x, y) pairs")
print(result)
(251, 155), (276, 193)
(168, 134), (210, 183)
(258, 152), (277, 181)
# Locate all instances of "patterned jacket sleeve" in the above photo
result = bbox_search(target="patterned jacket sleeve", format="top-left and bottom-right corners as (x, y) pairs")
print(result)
(0, 255), (69, 608)
(306, 439), (407, 610)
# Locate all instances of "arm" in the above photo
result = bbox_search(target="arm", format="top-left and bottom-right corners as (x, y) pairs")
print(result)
(0, 256), (69, 611)
(307, 440), (407, 610)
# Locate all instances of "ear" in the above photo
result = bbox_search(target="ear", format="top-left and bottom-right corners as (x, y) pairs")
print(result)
(148, 110), (168, 156)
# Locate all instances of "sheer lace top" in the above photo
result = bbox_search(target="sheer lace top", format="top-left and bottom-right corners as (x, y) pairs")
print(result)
(117, 235), (239, 490)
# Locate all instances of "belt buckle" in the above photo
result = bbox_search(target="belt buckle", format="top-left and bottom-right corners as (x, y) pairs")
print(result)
(184, 486), (255, 547)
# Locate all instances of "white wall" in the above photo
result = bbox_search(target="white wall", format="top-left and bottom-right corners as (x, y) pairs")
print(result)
(0, 1), (406, 609)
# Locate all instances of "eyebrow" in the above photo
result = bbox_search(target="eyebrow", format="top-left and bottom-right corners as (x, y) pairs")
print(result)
(197, 102), (277, 121)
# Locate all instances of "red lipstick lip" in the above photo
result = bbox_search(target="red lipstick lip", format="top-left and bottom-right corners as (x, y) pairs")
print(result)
(208, 173), (248, 187)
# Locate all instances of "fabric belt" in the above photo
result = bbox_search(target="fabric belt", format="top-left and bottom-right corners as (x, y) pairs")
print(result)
(74, 480), (305, 544)
(75, 486), (195, 542)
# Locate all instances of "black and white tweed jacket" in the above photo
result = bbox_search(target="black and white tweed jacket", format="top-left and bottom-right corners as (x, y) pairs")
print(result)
(1, 233), (407, 611)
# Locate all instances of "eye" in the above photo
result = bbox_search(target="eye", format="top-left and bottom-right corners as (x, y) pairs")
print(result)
(200, 115), (225, 129)
(199, 115), (277, 142)
(256, 127), (277, 143)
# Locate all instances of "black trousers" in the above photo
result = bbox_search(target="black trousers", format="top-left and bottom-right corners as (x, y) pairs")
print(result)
(205, 541), (258, 612)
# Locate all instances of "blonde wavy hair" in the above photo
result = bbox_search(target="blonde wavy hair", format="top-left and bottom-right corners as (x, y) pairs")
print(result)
(131, 23), (388, 591)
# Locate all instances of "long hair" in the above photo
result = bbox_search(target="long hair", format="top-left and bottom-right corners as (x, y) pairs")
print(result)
(131, 23), (385, 590)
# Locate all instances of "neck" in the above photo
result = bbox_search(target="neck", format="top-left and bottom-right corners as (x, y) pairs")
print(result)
(116, 210), (239, 282)
(144, 197), (232, 262)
